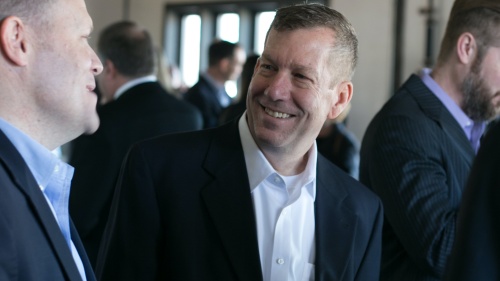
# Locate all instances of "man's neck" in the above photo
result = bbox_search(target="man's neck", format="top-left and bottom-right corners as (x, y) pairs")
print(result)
(429, 65), (464, 107)
(205, 68), (226, 86)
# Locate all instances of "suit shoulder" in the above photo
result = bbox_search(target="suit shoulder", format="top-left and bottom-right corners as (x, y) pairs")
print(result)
(132, 127), (215, 156)
(318, 156), (380, 205)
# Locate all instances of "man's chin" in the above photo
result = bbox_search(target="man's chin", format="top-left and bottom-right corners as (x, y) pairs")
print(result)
(83, 117), (100, 135)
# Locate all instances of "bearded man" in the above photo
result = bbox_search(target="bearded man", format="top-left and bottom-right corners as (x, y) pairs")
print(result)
(360, 0), (500, 280)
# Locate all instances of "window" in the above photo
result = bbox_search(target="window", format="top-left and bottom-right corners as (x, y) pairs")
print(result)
(180, 14), (201, 87)
(217, 13), (240, 97)
(254, 11), (276, 55)
(164, 0), (322, 97)
(217, 13), (240, 43)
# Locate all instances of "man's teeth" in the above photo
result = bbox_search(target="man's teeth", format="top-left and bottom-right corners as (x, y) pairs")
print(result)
(265, 107), (290, 118)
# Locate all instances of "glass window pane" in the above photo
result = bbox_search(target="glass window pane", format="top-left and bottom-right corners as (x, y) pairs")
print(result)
(217, 13), (239, 43)
(180, 14), (201, 87)
(225, 80), (237, 98)
(255, 11), (276, 55)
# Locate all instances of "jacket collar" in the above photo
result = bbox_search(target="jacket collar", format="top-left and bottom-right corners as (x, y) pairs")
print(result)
(199, 121), (359, 281)
(404, 74), (474, 167)
(200, 121), (264, 281)
(0, 130), (94, 281)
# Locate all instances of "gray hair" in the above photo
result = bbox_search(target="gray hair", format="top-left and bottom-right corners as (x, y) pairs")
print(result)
(0, 0), (55, 25)
(268, 3), (358, 83)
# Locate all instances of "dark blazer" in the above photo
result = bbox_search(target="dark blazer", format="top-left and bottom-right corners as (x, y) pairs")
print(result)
(184, 75), (228, 129)
(0, 130), (95, 281)
(96, 119), (383, 281)
(360, 75), (474, 281)
(69, 81), (202, 267)
(445, 120), (500, 281)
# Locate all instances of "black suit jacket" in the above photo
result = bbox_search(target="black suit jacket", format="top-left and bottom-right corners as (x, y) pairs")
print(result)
(184, 75), (229, 129)
(445, 120), (500, 281)
(69, 81), (202, 266)
(0, 130), (95, 281)
(96, 119), (383, 281)
(360, 75), (474, 281)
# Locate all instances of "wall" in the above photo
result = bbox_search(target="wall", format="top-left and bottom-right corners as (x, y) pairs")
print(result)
(85, 0), (455, 140)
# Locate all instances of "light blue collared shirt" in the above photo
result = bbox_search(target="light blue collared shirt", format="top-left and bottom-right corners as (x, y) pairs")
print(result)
(201, 72), (231, 107)
(0, 118), (87, 281)
(419, 68), (486, 153)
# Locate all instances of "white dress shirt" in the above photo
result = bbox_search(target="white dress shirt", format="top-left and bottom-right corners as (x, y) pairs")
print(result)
(238, 113), (317, 281)
(114, 74), (157, 100)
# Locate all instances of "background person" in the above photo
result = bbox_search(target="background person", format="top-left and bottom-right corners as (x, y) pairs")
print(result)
(69, 20), (202, 267)
(360, 0), (500, 280)
(219, 53), (260, 125)
(184, 39), (247, 129)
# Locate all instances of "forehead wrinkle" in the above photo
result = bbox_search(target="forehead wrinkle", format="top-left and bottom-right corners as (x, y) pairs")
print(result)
(261, 52), (319, 78)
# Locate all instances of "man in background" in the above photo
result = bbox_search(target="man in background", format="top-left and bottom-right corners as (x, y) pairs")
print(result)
(0, 0), (103, 279)
(360, 0), (500, 280)
(96, 3), (382, 281)
(69, 20), (202, 267)
(184, 39), (246, 128)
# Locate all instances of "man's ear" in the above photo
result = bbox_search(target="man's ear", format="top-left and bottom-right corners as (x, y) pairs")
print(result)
(0, 16), (29, 66)
(103, 59), (117, 78)
(219, 57), (230, 72)
(327, 81), (353, 120)
(456, 32), (477, 65)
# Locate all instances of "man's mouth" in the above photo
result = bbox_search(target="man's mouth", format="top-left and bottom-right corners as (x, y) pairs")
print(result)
(264, 107), (291, 119)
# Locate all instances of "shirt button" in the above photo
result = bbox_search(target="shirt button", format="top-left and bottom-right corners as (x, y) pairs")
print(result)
(276, 258), (285, 265)
(274, 176), (280, 183)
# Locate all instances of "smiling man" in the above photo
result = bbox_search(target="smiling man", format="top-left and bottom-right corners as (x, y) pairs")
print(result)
(0, 0), (103, 280)
(96, 3), (383, 281)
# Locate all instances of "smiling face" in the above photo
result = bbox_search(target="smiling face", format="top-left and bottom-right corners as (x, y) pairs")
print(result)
(29, 0), (103, 146)
(246, 27), (351, 158)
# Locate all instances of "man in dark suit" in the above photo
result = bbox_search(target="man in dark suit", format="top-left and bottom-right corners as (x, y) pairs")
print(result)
(97, 3), (383, 281)
(69, 21), (202, 267)
(444, 118), (500, 280)
(360, 0), (500, 280)
(0, 0), (103, 279)
(184, 40), (247, 129)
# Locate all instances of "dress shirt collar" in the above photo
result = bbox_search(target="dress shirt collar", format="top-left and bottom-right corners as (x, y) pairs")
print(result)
(238, 112), (317, 199)
(0, 117), (86, 280)
(0, 117), (65, 189)
(114, 74), (157, 100)
(201, 72), (225, 91)
(419, 68), (486, 143)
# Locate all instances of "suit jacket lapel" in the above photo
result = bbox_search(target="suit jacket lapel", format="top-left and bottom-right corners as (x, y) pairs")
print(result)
(315, 157), (357, 281)
(71, 220), (96, 281)
(200, 122), (263, 281)
(0, 131), (84, 281)
(406, 75), (475, 167)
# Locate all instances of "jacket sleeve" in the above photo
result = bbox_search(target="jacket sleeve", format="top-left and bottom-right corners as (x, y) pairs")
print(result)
(96, 144), (163, 281)
(364, 115), (457, 278)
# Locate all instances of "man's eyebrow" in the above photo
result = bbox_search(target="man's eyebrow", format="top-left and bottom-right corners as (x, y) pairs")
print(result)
(259, 53), (272, 63)
(260, 53), (318, 77)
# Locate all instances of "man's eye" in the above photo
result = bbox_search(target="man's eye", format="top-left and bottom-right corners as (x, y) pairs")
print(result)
(295, 73), (308, 79)
(260, 64), (273, 70)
